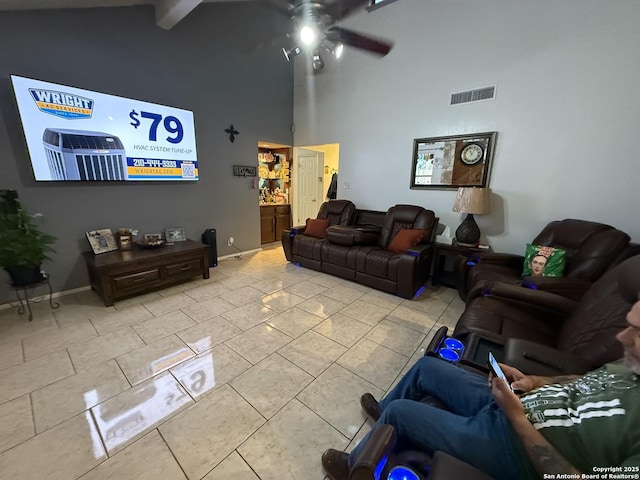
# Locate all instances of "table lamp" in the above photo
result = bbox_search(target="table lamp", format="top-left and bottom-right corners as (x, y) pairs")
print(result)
(452, 187), (490, 246)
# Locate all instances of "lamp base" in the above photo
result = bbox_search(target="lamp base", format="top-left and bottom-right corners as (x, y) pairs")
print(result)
(455, 214), (481, 246)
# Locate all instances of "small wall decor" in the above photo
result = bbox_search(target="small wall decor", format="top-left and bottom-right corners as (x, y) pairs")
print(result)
(233, 165), (257, 177)
(165, 227), (187, 243)
(410, 132), (497, 189)
(225, 124), (239, 143)
(86, 229), (118, 254)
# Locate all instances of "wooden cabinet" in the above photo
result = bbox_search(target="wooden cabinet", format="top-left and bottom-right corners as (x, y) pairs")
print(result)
(261, 204), (291, 244)
(83, 239), (209, 306)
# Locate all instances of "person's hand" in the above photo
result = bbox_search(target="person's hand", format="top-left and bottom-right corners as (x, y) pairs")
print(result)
(488, 363), (536, 393)
(491, 376), (525, 421)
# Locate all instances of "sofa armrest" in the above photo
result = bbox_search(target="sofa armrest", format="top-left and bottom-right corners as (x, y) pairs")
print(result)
(504, 338), (597, 376)
(468, 252), (525, 270)
(429, 451), (494, 480)
(467, 282), (578, 316)
(405, 242), (433, 260)
(521, 276), (593, 301)
(349, 424), (396, 480)
(281, 226), (307, 262)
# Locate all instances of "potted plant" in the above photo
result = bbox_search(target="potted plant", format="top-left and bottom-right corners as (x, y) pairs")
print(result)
(0, 191), (56, 285)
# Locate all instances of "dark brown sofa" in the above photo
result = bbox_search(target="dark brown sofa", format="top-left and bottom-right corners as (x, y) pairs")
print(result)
(282, 202), (438, 299)
(455, 218), (633, 301)
(451, 253), (640, 375)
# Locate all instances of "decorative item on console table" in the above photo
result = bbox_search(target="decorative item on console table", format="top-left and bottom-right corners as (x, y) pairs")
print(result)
(86, 229), (119, 255)
(0, 190), (57, 286)
(452, 187), (491, 246)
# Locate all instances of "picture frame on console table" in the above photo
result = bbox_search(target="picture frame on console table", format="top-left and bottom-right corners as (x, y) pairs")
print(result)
(165, 227), (187, 243)
(410, 131), (497, 189)
(86, 229), (118, 255)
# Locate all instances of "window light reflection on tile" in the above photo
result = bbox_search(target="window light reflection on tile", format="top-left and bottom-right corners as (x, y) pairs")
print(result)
(85, 410), (107, 460)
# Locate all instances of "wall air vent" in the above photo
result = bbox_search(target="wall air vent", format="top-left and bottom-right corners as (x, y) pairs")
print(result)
(450, 85), (496, 105)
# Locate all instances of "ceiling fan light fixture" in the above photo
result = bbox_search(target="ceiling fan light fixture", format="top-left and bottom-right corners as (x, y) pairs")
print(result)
(299, 25), (317, 46)
(320, 38), (344, 59)
(312, 50), (325, 71)
(282, 45), (301, 61)
(333, 42), (344, 59)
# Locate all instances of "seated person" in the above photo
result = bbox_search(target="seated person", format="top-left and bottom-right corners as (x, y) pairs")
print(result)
(321, 300), (640, 480)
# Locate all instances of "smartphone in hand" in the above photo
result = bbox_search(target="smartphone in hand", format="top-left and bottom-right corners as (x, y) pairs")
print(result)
(489, 352), (513, 392)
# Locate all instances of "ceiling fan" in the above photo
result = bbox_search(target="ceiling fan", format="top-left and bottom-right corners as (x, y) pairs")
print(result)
(265, 0), (393, 71)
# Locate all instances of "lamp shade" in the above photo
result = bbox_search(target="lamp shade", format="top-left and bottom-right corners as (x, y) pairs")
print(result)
(452, 187), (491, 215)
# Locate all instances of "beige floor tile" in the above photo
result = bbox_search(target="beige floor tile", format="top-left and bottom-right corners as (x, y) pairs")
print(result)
(238, 399), (349, 480)
(132, 310), (196, 344)
(170, 344), (251, 400)
(113, 291), (162, 309)
(321, 284), (367, 304)
(339, 299), (393, 326)
(157, 281), (201, 297)
(22, 319), (97, 361)
(225, 324), (292, 365)
(54, 302), (115, 328)
(230, 354), (313, 419)
(0, 349), (74, 404)
(278, 330), (347, 377)
(220, 285), (265, 307)
(116, 335), (194, 385)
(283, 280), (329, 299)
(259, 290), (305, 313)
(252, 277), (288, 295)
(266, 307), (324, 338)
(142, 292), (196, 316)
(159, 384), (265, 480)
(180, 296), (236, 321)
(297, 294), (346, 319)
(202, 451), (259, 480)
(176, 315), (242, 353)
(414, 284), (458, 304)
(216, 274), (259, 291)
(90, 304), (154, 335)
(68, 327), (145, 371)
(297, 363), (384, 438)
(222, 302), (277, 331)
(365, 319), (426, 355)
(78, 430), (187, 480)
(0, 309), (58, 342)
(32, 360), (130, 433)
(358, 289), (404, 309)
(385, 304), (438, 334)
(313, 313), (372, 348)
(309, 273), (345, 288)
(0, 412), (106, 480)
(400, 296), (450, 318)
(337, 338), (409, 391)
(183, 283), (232, 302)
(92, 372), (193, 454)
(0, 395), (34, 454)
(0, 338), (24, 372)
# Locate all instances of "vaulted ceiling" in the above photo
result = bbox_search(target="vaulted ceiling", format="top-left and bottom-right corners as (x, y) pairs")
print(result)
(0, 0), (248, 30)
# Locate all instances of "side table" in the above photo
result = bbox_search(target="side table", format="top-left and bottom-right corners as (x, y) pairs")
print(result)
(432, 243), (491, 289)
(10, 273), (60, 321)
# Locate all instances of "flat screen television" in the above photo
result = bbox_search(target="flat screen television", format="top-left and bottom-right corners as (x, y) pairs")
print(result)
(10, 75), (198, 181)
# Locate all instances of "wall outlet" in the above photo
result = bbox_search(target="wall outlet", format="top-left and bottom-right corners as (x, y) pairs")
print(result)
(228, 236), (234, 246)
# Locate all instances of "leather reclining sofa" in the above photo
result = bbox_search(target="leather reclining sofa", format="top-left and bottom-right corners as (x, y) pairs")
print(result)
(281, 200), (439, 299)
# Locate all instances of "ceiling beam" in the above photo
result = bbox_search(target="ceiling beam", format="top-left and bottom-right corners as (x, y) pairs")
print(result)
(154, 0), (202, 30)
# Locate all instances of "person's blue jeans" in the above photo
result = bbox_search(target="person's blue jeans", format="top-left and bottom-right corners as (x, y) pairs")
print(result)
(348, 356), (523, 480)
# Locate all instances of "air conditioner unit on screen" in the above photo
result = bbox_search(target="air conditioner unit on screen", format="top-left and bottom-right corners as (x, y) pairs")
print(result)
(42, 128), (127, 181)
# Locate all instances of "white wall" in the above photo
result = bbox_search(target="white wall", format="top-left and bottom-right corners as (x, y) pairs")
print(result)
(293, 0), (640, 254)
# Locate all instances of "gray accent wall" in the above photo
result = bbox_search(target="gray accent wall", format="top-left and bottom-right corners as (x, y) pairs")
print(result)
(293, 0), (640, 254)
(0, 4), (293, 304)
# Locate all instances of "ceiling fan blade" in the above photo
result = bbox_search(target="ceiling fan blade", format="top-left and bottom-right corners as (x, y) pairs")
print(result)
(328, 26), (393, 56)
(324, 0), (369, 21)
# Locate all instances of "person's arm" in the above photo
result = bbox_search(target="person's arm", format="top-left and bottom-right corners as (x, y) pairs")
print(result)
(491, 363), (581, 392)
(491, 376), (582, 476)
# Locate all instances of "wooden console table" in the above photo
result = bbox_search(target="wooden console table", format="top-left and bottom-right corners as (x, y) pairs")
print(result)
(83, 239), (210, 306)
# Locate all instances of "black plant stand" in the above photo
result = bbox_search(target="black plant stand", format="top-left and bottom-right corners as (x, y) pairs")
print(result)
(10, 273), (59, 321)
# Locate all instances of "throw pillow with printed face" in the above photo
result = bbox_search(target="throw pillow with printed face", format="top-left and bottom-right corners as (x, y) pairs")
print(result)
(522, 244), (566, 277)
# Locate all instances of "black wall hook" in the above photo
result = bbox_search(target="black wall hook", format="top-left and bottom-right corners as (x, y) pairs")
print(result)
(225, 124), (239, 143)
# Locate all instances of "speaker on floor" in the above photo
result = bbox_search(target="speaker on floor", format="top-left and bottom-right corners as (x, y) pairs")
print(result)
(201, 228), (218, 267)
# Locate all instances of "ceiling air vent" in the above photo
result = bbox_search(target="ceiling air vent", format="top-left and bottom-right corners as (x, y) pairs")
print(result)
(450, 85), (496, 105)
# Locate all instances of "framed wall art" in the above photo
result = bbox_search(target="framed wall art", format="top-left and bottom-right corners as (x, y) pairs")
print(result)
(86, 229), (118, 254)
(410, 132), (497, 189)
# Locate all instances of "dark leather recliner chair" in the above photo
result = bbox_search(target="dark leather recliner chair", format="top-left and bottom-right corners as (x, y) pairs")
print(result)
(452, 254), (640, 376)
(282, 199), (356, 270)
(456, 219), (632, 301)
(321, 204), (438, 299)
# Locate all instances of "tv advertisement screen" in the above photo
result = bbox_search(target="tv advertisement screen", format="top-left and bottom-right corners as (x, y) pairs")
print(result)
(11, 75), (198, 181)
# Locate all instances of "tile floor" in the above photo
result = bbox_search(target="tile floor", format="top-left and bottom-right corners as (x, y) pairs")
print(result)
(0, 244), (464, 480)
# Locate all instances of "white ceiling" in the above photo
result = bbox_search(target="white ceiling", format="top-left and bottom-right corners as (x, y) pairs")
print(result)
(0, 0), (250, 30)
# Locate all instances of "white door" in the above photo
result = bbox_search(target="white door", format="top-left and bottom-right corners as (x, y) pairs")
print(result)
(295, 148), (324, 224)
